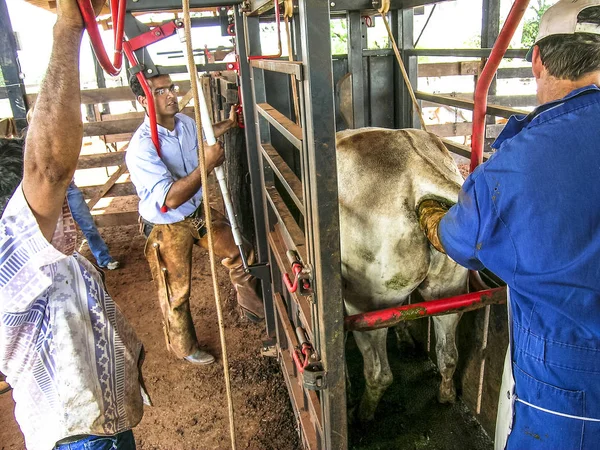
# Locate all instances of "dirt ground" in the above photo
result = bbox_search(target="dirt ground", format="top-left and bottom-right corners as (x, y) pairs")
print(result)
(0, 224), (300, 450)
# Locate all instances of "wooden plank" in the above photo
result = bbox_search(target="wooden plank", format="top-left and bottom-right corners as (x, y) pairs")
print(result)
(77, 152), (126, 170)
(422, 93), (537, 109)
(440, 137), (490, 163)
(79, 180), (136, 201)
(93, 211), (138, 228)
(26, 81), (193, 105)
(86, 165), (129, 210)
(265, 185), (306, 262)
(416, 91), (528, 119)
(83, 107), (196, 137)
(418, 61), (481, 78)
(250, 59), (303, 79)
(256, 103), (303, 149)
(260, 143), (304, 214)
(426, 122), (506, 139)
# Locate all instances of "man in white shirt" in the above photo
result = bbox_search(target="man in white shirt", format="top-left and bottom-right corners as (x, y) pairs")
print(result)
(0, 1), (146, 449)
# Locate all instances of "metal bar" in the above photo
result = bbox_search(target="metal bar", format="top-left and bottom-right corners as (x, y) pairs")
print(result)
(157, 63), (229, 73)
(273, 293), (323, 441)
(404, 48), (528, 58)
(261, 143), (305, 215)
(328, 0), (451, 11)
(256, 102), (303, 149)
(239, 8), (276, 337)
(345, 287), (507, 332)
(471, 0), (530, 171)
(126, 0), (242, 11)
(298, 1), (346, 448)
(264, 184), (307, 263)
(416, 91), (528, 118)
(347, 11), (365, 128)
(0, 0), (27, 131)
(250, 59), (303, 79)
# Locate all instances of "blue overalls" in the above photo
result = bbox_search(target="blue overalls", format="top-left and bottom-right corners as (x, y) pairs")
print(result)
(439, 85), (600, 449)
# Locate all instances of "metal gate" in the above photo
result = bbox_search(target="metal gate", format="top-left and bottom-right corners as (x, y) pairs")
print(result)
(234, 2), (347, 448)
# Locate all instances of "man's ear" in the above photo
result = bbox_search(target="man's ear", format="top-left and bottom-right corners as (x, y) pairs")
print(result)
(138, 95), (148, 109)
(532, 45), (544, 80)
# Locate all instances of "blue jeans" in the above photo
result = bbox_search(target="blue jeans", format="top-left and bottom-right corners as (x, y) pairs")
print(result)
(66, 182), (112, 267)
(55, 430), (135, 450)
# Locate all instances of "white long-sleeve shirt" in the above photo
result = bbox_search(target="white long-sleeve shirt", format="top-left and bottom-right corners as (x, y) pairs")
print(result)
(0, 185), (145, 450)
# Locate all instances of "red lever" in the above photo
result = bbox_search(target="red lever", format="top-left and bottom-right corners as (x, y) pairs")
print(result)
(283, 262), (303, 293)
(77, 0), (126, 76)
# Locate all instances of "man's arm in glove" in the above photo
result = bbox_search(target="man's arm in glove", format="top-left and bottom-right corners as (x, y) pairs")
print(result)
(418, 199), (450, 254)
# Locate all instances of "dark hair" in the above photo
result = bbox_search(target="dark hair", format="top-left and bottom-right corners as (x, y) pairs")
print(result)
(0, 138), (24, 215)
(129, 74), (146, 98)
(538, 7), (600, 80)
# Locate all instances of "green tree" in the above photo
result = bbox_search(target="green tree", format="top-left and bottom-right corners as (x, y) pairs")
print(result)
(521, 0), (552, 47)
(330, 18), (348, 55)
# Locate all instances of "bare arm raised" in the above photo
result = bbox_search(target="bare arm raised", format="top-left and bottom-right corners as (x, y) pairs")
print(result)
(22, 0), (102, 242)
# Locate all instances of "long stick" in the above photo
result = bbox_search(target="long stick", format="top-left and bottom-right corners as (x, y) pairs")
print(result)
(180, 3), (237, 449)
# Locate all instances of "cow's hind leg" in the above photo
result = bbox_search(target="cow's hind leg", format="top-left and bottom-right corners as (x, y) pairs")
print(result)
(417, 253), (468, 404)
(352, 328), (393, 422)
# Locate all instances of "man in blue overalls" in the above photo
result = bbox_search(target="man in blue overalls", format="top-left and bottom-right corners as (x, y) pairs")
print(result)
(418, 1), (600, 448)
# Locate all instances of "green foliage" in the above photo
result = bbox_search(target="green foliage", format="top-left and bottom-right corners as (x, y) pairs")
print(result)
(330, 19), (348, 55)
(521, 0), (552, 47)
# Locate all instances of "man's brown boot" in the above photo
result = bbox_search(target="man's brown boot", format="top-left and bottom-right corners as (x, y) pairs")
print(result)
(223, 250), (265, 322)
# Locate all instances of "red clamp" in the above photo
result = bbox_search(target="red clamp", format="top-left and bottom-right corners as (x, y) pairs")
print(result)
(227, 23), (236, 36)
(283, 251), (311, 294)
(292, 327), (313, 373)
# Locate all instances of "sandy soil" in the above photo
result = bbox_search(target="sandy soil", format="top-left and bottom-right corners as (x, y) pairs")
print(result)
(0, 224), (300, 450)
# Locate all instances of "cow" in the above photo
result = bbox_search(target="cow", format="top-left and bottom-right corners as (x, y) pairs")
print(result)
(336, 127), (469, 423)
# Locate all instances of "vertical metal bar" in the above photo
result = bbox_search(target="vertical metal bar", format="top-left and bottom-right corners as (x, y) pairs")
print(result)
(0, 0), (27, 132)
(298, 1), (347, 449)
(91, 43), (111, 114)
(393, 9), (415, 129)
(235, 7), (275, 336)
(347, 11), (365, 128)
(481, 0), (500, 151)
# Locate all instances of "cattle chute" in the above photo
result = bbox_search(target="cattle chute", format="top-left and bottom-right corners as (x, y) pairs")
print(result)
(343, 0), (531, 332)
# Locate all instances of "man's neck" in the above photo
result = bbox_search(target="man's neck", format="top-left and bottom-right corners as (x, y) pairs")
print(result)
(157, 114), (176, 131)
(539, 72), (600, 104)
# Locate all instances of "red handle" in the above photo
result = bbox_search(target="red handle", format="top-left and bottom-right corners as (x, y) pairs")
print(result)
(77, 0), (126, 76)
(283, 263), (303, 293)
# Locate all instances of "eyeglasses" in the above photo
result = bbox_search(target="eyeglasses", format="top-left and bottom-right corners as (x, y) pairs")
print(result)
(154, 84), (180, 97)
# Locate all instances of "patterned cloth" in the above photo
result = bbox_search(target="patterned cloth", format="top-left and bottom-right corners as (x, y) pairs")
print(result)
(0, 186), (145, 450)
(126, 114), (203, 225)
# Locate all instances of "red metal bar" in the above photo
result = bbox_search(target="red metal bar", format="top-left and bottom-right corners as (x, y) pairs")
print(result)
(248, 0), (282, 60)
(127, 21), (182, 52)
(77, 0), (125, 76)
(344, 287), (507, 332)
(470, 0), (530, 172)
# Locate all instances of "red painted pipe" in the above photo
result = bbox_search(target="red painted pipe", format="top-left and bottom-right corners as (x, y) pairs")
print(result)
(470, 0), (530, 172)
(345, 287), (507, 332)
(77, 0), (126, 76)
(248, 0), (282, 60)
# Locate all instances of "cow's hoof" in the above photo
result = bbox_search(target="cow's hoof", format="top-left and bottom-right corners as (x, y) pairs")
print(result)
(437, 382), (456, 404)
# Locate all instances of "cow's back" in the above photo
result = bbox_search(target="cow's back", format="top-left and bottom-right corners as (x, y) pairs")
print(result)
(336, 127), (463, 312)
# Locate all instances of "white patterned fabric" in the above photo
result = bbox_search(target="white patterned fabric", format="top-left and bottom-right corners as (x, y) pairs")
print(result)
(0, 185), (145, 450)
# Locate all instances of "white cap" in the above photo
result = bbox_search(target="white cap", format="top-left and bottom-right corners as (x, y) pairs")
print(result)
(527, 0), (600, 61)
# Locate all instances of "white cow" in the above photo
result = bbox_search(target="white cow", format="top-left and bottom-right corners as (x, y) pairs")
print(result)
(336, 127), (469, 422)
